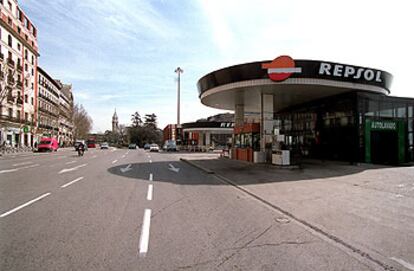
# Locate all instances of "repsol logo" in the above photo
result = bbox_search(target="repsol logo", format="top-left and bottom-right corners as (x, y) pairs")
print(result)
(319, 63), (382, 82)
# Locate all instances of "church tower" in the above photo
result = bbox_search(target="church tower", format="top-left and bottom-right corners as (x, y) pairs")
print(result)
(112, 109), (119, 134)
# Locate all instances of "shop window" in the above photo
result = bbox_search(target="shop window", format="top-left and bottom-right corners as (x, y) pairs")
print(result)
(409, 133), (413, 146)
(365, 100), (379, 117)
(409, 106), (413, 118)
(409, 119), (413, 132)
(379, 102), (394, 118)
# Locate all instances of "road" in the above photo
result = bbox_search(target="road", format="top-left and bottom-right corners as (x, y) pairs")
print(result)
(0, 148), (396, 270)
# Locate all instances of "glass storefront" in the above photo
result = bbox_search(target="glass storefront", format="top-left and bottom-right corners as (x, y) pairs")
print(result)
(273, 92), (414, 164)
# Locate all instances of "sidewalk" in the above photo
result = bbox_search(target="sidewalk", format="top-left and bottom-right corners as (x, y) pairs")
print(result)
(182, 156), (414, 271)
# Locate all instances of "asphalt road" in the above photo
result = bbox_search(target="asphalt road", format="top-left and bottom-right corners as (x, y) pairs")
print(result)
(0, 148), (393, 270)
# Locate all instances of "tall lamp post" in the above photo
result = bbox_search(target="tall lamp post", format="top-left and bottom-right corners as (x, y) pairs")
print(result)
(174, 67), (183, 145)
(174, 67), (183, 126)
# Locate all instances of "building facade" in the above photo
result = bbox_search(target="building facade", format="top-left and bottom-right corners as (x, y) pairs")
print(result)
(198, 55), (414, 165)
(37, 67), (60, 140)
(57, 82), (73, 147)
(0, 0), (39, 147)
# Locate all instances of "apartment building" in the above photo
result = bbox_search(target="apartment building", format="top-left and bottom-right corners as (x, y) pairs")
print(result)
(37, 67), (59, 139)
(0, 0), (39, 147)
(57, 81), (73, 147)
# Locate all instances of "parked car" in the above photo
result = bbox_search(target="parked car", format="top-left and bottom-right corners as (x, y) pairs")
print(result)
(100, 142), (109, 149)
(128, 143), (137, 149)
(37, 138), (59, 152)
(144, 143), (151, 150)
(164, 140), (178, 152)
(149, 144), (160, 152)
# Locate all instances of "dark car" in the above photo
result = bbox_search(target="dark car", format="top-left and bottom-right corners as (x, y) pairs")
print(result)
(128, 143), (137, 149)
(144, 143), (151, 150)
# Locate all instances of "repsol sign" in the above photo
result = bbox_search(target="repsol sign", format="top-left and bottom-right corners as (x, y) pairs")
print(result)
(319, 63), (382, 82)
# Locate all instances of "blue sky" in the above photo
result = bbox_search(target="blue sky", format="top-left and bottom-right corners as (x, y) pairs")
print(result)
(20, 0), (414, 132)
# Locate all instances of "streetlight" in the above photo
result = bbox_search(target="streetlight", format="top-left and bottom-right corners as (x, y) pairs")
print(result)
(174, 67), (183, 126)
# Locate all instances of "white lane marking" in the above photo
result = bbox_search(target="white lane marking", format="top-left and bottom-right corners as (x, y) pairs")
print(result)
(126, 151), (129, 155)
(139, 209), (152, 255)
(149, 173), (153, 181)
(112, 159), (118, 164)
(120, 164), (132, 173)
(147, 184), (153, 201)
(0, 164), (40, 174)
(390, 257), (414, 271)
(12, 161), (33, 167)
(0, 193), (51, 218)
(58, 164), (87, 174)
(65, 160), (77, 165)
(149, 160), (152, 163)
(61, 177), (84, 188)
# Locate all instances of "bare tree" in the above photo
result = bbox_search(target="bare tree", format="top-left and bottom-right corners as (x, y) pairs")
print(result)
(72, 103), (93, 140)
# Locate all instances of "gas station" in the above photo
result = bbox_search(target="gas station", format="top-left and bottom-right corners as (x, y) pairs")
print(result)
(197, 56), (414, 165)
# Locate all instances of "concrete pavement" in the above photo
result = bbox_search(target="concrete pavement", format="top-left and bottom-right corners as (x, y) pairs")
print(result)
(0, 149), (406, 270)
(183, 156), (414, 271)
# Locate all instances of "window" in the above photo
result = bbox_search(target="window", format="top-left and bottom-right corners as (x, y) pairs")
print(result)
(31, 114), (34, 122)
(25, 63), (28, 71)
(31, 68), (34, 76)
(8, 35), (12, 47)
(31, 97), (33, 105)
(9, 108), (12, 118)
(25, 112), (28, 121)
(17, 110), (20, 120)
(24, 95), (28, 103)
(31, 83), (33, 89)
(7, 17), (12, 26)
(17, 26), (21, 34)
(31, 55), (34, 64)
(25, 79), (28, 87)
(25, 34), (28, 41)
(17, 43), (20, 50)
(24, 49), (28, 60)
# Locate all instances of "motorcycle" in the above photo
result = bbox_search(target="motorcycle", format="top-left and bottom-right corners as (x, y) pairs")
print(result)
(78, 146), (84, 156)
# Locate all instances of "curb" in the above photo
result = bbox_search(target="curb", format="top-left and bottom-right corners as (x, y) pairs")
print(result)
(179, 158), (214, 174)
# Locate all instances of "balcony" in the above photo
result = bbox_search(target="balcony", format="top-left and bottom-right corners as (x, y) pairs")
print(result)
(7, 58), (15, 68)
(7, 76), (15, 85)
(0, 52), (4, 60)
(0, 71), (4, 80)
(16, 81), (23, 90)
(16, 97), (23, 105)
(7, 95), (15, 104)
(17, 65), (23, 72)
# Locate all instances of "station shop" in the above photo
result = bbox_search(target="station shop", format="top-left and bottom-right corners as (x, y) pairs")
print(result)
(197, 56), (414, 165)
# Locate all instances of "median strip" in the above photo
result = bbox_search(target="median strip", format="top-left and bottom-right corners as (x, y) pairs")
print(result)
(0, 193), (51, 218)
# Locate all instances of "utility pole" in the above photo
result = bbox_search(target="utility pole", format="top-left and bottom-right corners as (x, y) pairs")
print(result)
(174, 67), (183, 126)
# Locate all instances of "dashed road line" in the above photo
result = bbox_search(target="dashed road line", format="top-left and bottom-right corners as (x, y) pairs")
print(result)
(12, 161), (33, 167)
(65, 160), (76, 165)
(0, 193), (51, 218)
(0, 164), (40, 174)
(112, 159), (118, 164)
(147, 184), (153, 201)
(61, 177), (84, 188)
(58, 164), (87, 174)
(139, 209), (152, 256)
(149, 173), (153, 181)
(149, 160), (152, 163)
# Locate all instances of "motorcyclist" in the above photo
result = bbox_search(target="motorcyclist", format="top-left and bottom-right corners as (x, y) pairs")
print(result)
(78, 142), (85, 156)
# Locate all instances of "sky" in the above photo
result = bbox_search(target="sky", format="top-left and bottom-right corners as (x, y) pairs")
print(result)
(20, 0), (414, 133)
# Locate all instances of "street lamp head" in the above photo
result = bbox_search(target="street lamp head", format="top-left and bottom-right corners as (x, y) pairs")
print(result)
(175, 67), (183, 74)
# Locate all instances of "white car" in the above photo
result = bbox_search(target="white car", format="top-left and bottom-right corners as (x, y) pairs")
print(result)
(149, 144), (159, 152)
